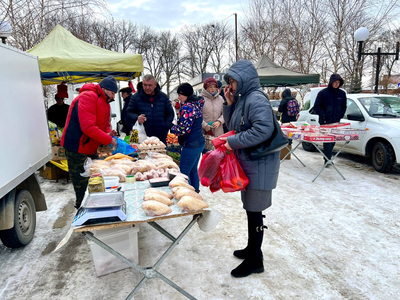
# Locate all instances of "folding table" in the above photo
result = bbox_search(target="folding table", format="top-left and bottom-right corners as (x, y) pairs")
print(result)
(280, 135), (352, 182)
(72, 181), (206, 300)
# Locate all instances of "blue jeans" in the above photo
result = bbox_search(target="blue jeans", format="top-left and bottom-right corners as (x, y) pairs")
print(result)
(179, 145), (204, 191)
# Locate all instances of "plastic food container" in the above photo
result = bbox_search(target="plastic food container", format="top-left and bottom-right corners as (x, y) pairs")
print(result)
(88, 225), (139, 277)
(103, 176), (120, 189)
(149, 178), (170, 187)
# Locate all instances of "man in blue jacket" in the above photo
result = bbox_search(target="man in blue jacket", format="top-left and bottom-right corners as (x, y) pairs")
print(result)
(313, 74), (347, 166)
(126, 74), (174, 144)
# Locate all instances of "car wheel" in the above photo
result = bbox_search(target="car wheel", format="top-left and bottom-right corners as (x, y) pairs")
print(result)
(371, 142), (395, 173)
(302, 142), (316, 152)
(0, 190), (36, 248)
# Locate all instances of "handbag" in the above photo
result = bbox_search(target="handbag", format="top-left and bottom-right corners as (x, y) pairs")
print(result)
(237, 90), (289, 160)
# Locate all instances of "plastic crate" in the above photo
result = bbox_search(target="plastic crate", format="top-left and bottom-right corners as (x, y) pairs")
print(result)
(88, 224), (139, 277)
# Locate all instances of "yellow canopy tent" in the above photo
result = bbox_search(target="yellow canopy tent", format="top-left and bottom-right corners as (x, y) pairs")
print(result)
(27, 25), (143, 85)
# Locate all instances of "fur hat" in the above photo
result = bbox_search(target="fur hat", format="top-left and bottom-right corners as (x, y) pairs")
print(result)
(177, 83), (194, 97)
(203, 77), (218, 89)
(99, 76), (118, 93)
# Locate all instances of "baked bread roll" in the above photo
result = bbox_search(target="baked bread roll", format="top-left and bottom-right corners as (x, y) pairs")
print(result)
(145, 188), (174, 199)
(177, 196), (209, 212)
(174, 188), (203, 201)
(142, 200), (172, 216)
(143, 193), (174, 206)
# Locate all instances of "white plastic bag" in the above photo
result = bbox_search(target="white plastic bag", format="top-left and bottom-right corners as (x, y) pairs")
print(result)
(130, 121), (147, 144)
(138, 122), (147, 143)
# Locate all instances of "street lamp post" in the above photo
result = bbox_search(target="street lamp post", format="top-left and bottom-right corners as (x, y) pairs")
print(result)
(354, 27), (399, 94)
(234, 13), (238, 61)
(0, 22), (12, 45)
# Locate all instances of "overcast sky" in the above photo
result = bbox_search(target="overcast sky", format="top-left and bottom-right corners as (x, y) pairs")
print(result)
(105, 0), (247, 32)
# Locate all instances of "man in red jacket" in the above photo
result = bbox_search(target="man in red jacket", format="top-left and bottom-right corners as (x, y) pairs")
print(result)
(61, 76), (118, 209)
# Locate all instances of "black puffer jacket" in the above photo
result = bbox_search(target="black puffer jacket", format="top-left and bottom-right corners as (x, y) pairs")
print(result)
(313, 74), (347, 125)
(278, 89), (298, 123)
(121, 94), (133, 134)
(126, 82), (174, 144)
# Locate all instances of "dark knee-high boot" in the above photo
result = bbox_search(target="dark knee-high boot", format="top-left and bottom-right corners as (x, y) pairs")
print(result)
(231, 211), (266, 278)
(233, 212), (265, 259)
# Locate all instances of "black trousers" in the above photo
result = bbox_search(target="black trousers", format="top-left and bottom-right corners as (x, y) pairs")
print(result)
(65, 149), (91, 208)
(323, 142), (335, 160)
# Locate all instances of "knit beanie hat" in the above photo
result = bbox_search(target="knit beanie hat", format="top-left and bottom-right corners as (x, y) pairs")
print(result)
(99, 76), (118, 93)
(217, 80), (222, 88)
(203, 77), (218, 89)
(177, 83), (194, 97)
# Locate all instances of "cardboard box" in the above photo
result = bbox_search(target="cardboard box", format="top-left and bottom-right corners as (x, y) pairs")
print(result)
(39, 163), (69, 180)
(39, 165), (57, 180)
(88, 225), (139, 277)
(280, 144), (291, 160)
(52, 146), (66, 161)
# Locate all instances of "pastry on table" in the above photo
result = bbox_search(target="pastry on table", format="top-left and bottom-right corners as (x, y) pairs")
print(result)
(177, 196), (209, 212)
(143, 193), (174, 206)
(145, 188), (174, 199)
(142, 200), (172, 216)
(173, 187), (203, 201)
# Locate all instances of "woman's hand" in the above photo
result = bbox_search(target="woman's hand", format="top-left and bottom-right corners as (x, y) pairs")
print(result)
(219, 137), (232, 150)
(224, 85), (234, 106)
(212, 121), (221, 129)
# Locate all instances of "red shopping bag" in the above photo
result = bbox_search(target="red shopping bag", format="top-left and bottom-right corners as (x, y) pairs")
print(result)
(199, 146), (227, 187)
(210, 169), (222, 193)
(211, 130), (236, 149)
(219, 150), (249, 193)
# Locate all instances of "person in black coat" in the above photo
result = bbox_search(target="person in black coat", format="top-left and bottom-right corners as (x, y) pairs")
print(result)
(47, 94), (70, 128)
(126, 74), (174, 144)
(278, 88), (298, 124)
(119, 87), (133, 135)
(313, 74), (347, 165)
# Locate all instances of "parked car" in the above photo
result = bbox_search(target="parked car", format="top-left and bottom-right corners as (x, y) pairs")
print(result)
(270, 99), (281, 120)
(297, 93), (400, 173)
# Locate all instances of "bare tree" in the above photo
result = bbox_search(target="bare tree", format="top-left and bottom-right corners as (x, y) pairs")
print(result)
(180, 24), (215, 77)
(157, 31), (182, 96)
(208, 21), (233, 72)
(1, 0), (106, 50)
(240, 0), (285, 62)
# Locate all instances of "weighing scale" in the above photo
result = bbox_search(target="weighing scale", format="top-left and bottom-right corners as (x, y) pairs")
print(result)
(72, 191), (127, 226)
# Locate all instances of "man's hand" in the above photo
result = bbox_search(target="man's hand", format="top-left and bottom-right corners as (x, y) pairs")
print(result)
(219, 137), (232, 150)
(108, 130), (118, 137)
(138, 114), (146, 124)
(224, 85), (234, 106)
(111, 137), (118, 147)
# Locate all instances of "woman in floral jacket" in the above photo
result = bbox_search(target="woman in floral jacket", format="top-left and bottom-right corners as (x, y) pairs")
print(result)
(170, 83), (205, 192)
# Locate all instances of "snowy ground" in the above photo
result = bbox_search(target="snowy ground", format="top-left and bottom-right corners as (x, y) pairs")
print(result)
(1, 142), (399, 300)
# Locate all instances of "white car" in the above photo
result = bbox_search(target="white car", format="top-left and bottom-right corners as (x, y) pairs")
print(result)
(297, 92), (400, 173)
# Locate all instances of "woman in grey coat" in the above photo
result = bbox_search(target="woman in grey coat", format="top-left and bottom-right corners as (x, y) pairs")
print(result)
(220, 59), (280, 278)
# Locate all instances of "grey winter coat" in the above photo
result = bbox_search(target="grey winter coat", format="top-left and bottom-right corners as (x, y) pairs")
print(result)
(223, 60), (280, 190)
